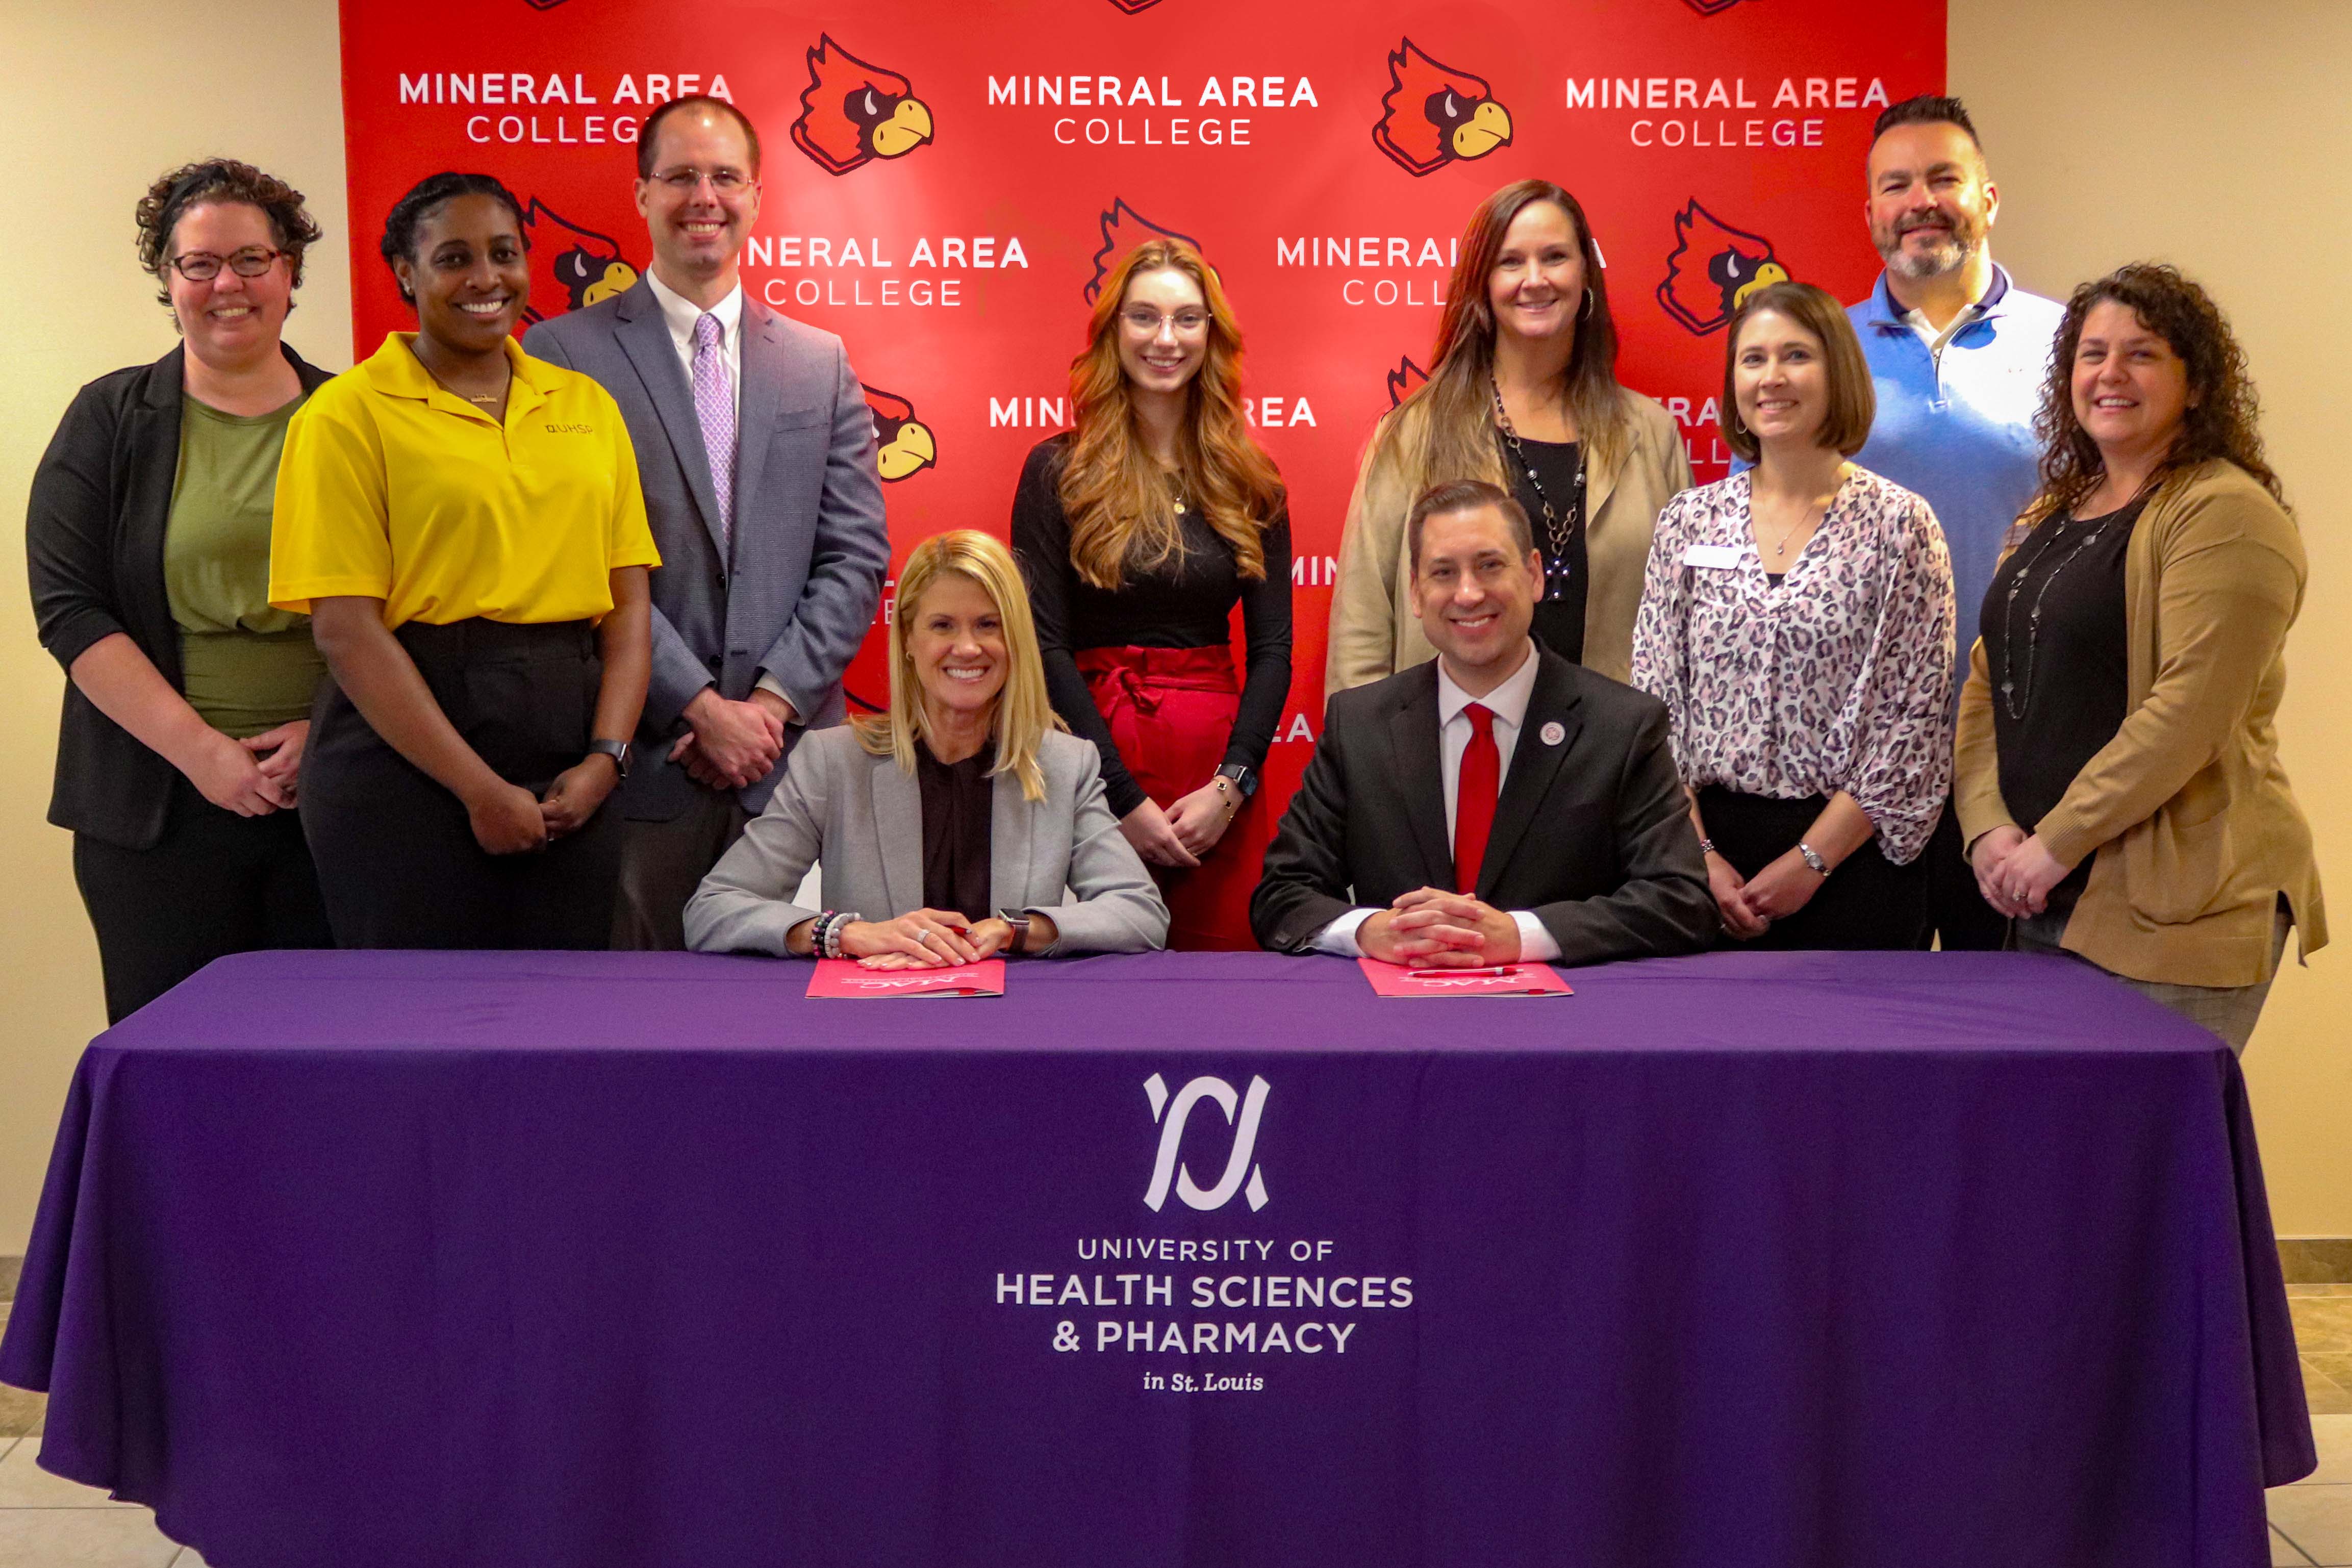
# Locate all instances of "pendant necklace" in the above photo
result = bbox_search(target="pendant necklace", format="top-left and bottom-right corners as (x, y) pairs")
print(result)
(1996, 477), (2152, 720)
(1491, 377), (1586, 599)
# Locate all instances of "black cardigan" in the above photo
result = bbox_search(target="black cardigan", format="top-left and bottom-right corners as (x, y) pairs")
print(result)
(28, 343), (337, 849)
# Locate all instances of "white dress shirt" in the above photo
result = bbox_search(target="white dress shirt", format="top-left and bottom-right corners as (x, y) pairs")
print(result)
(644, 268), (743, 408)
(1313, 641), (1563, 962)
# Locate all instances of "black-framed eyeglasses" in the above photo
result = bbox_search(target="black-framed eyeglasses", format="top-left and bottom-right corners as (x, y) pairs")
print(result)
(168, 247), (283, 282)
(650, 166), (756, 194)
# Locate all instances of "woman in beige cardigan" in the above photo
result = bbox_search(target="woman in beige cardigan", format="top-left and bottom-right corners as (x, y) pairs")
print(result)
(1327, 178), (1691, 695)
(1958, 264), (2323, 1051)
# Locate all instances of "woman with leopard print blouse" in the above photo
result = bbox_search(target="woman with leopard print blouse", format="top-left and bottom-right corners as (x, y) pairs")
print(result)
(1632, 282), (1955, 950)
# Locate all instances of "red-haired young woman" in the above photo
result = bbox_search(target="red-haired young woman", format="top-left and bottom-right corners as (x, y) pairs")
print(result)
(1328, 179), (1693, 696)
(1009, 238), (1291, 950)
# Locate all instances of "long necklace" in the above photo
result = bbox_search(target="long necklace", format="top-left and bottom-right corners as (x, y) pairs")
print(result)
(1996, 482), (2148, 720)
(1490, 378), (1586, 591)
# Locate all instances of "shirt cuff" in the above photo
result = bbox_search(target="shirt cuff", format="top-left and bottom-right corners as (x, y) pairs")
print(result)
(1512, 912), (1561, 964)
(753, 672), (801, 723)
(1312, 907), (1377, 957)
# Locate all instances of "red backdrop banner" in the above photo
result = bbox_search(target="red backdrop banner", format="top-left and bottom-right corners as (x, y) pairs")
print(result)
(338, 0), (1944, 820)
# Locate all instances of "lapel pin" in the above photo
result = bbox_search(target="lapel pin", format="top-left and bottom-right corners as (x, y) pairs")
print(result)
(1540, 721), (1565, 746)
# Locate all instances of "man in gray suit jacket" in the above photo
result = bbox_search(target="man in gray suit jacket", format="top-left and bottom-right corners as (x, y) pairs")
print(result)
(526, 95), (891, 948)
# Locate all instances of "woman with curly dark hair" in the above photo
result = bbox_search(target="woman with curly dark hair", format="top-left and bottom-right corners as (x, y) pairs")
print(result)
(27, 159), (335, 1020)
(1954, 263), (2324, 1050)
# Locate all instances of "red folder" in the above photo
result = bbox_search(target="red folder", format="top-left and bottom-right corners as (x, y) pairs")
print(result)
(1356, 958), (1573, 997)
(805, 958), (1006, 998)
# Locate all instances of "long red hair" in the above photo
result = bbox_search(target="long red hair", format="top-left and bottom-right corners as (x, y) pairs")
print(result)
(1057, 239), (1285, 591)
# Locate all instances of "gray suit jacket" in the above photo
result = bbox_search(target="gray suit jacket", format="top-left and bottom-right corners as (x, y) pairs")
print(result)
(684, 726), (1169, 957)
(524, 281), (890, 818)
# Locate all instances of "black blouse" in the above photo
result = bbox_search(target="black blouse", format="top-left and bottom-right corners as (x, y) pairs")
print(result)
(1981, 494), (2147, 895)
(915, 738), (995, 924)
(1501, 431), (1588, 667)
(1009, 434), (1294, 819)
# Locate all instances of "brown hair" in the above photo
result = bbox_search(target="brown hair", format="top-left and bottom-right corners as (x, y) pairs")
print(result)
(135, 159), (321, 310)
(1056, 238), (1286, 592)
(1718, 281), (1876, 462)
(1406, 480), (1534, 575)
(2027, 262), (2284, 523)
(639, 95), (763, 179)
(1392, 179), (1627, 487)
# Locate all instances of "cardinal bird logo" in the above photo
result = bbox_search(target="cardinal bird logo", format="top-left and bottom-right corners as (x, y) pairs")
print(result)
(1656, 200), (1789, 335)
(791, 36), (935, 175)
(1083, 199), (1204, 304)
(863, 387), (937, 482)
(516, 197), (639, 325)
(1385, 356), (1430, 409)
(1372, 40), (1512, 177)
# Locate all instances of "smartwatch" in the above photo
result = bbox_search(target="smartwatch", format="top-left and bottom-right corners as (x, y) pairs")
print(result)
(1214, 763), (1258, 798)
(587, 738), (633, 779)
(997, 908), (1034, 955)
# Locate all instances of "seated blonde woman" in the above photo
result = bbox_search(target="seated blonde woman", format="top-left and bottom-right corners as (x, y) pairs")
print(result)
(686, 530), (1168, 965)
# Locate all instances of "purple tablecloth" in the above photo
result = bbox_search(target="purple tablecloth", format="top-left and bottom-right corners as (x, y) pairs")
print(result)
(0, 949), (2312, 1567)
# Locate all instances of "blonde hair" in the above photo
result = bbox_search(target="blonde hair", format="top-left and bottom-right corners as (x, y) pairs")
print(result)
(1058, 238), (1285, 591)
(852, 531), (1063, 802)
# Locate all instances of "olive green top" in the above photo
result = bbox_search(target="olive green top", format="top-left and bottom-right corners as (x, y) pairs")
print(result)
(165, 393), (325, 738)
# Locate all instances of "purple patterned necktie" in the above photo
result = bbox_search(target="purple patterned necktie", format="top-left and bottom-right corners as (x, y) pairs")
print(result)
(691, 312), (736, 549)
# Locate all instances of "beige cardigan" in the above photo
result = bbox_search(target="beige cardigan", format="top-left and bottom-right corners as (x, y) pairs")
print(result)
(1324, 387), (1692, 696)
(1954, 460), (2325, 988)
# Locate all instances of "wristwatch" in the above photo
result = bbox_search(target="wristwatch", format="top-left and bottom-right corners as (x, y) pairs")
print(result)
(1214, 763), (1258, 798)
(1797, 841), (1830, 877)
(587, 738), (633, 779)
(997, 908), (1034, 955)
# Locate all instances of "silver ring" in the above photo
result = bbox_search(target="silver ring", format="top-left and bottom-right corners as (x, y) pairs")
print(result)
(918, 928), (937, 945)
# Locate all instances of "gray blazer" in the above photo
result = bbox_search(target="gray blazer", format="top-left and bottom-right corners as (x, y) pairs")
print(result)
(685, 725), (1169, 957)
(523, 282), (891, 818)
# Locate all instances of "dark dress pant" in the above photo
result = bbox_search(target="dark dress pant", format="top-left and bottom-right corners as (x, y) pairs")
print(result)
(1698, 786), (1930, 951)
(302, 618), (620, 950)
(73, 777), (333, 1023)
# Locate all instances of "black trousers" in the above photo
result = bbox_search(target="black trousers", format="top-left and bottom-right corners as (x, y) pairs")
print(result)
(302, 618), (620, 950)
(1923, 795), (2008, 951)
(1698, 786), (1930, 951)
(73, 778), (332, 1023)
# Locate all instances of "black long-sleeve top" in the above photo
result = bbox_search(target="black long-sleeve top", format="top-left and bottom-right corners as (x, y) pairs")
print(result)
(1010, 435), (1293, 819)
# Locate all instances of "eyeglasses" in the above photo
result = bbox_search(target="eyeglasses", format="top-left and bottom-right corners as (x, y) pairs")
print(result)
(650, 166), (756, 194)
(168, 247), (283, 282)
(1121, 307), (1209, 336)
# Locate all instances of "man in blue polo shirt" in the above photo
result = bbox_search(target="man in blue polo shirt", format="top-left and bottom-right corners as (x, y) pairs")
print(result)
(1850, 94), (2065, 949)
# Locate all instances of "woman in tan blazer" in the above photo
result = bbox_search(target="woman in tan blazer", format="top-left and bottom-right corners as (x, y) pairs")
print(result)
(1958, 264), (2323, 1051)
(1327, 178), (1692, 696)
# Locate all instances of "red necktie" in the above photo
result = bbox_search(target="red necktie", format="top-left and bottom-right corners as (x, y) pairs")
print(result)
(1454, 703), (1499, 895)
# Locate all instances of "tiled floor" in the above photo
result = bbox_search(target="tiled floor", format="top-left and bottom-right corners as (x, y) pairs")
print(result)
(0, 1295), (2347, 1565)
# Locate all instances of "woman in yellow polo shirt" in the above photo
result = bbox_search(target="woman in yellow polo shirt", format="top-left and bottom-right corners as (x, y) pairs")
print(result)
(271, 173), (659, 948)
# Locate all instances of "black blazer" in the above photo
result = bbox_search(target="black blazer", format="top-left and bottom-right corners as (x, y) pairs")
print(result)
(1251, 646), (1718, 963)
(27, 344), (337, 849)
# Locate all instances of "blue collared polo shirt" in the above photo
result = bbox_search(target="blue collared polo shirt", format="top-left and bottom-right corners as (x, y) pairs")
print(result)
(1848, 265), (2065, 705)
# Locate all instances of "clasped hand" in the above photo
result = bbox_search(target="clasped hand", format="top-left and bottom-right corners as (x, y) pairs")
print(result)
(836, 908), (1056, 969)
(185, 720), (308, 817)
(674, 689), (793, 790)
(1359, 888), (1521, 969)
(1705, 847), (1828, 941)
(1969, 824), (2066, 918)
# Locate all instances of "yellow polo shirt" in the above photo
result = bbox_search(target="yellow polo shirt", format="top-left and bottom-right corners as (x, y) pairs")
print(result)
(270, 334), (660, 626)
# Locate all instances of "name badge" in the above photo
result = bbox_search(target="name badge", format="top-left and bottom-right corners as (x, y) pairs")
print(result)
(1682, 543), (1744, 570)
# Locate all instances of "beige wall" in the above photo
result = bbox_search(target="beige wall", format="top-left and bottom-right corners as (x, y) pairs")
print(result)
(0, 2), (2343, 1250)
(0, 7), (351, 1248)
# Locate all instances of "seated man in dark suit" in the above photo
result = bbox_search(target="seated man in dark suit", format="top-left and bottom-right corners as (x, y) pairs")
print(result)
(1253, 480), (1716, 966)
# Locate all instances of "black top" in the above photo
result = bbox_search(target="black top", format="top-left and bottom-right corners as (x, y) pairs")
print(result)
(1009, 434), (1294, 818)
(1500, 431), (1588, 667)
(1981, 494), (2147, 896)
(915, 738), (995, 924)
(27, 343), (337, 850)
